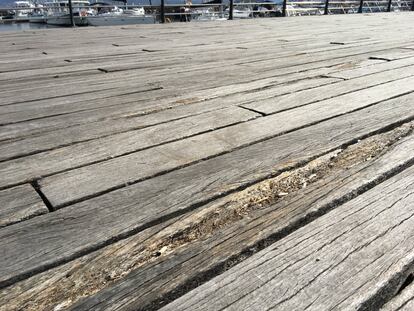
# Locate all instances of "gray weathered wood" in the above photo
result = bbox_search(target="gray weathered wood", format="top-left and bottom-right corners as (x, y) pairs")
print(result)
(329, 55), (414, 79)
(161, 164), (414, 311)
(242, 63), (414, 114)
(59, 129), (414, 311)
(381, 282), (414, 311)
(1, 125), (411, 311)
(38, 76), (414, 207)
(0, 93), (412, 289)
(0, 106), (257, 189)
(0, 184), (48, 227)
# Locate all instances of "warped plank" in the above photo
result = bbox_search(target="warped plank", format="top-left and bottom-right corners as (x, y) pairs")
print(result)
(0, 93), (412, 289)
(161, 164), (414, 311)
(0, 184), (48, 228)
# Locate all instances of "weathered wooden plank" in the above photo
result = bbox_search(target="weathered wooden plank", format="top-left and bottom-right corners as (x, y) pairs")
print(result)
(0, 77), (337, 161)
(0, 83), (164, 122)
(0, 19), (392, 71)
(0, 58), (353, 140)
(0, 184), (48, 228)
(94, 40), (395, 74)
(0, 93), (412, 289)
(368, 48), (414, 61)
(242, 63), (414, 114)
(43, 124), (414, 311)
(329, 55), (414, 79)
(2, 31), (411, 100)
(0, 72), (336, 126)
(1, 49), (405, 142)
(0, 80), (159, 107)
(161, 164), (414, 311)
(0, 36), (383, 83)
(0, 106), (257, 188)
(38, 76), (414, 207)
(0, 122), (412, 311)
(381, 282), (414, 311)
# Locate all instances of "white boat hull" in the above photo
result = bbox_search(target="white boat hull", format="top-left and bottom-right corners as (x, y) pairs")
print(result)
(46, 15), (88, 26)
(29, 16), (46, 23)
(86, 15), (155, 26)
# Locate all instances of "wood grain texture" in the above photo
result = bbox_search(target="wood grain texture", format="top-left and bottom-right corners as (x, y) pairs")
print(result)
(242, 63), (414, 115)
(0, 184), (48, 227)
(65, 129), (414, 311)
(38, 78), (414, 207)
(0, 64), (338, 141)
(329, 55), (414, 80)
(161, 164), (414, 311)
(0, 75), (337, 161)
(381, 282), (414, 311)
(0, 93), (412, 289)
(0, 106), (257, 189)
(1, 120), (412, 311)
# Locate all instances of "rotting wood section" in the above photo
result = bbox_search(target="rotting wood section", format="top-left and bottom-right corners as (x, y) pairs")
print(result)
(160, 164), (414, 311)
(2, 121), (413, 311)
(1, 12), (414, 311)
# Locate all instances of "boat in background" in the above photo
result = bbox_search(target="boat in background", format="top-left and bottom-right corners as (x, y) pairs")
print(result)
(46, 12), (89, 26)
(193, 8), (226, 21)
(28, 4), (47, 23)
(45, 0), (91, 26)
(224, 7), (252, 18)
(86, 7), (155, 26)
(29, 12), (47, 23)
(13, 0), (35, 19)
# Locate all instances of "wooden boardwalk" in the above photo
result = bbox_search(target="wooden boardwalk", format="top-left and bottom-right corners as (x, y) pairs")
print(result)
(1, 12), (414, 311)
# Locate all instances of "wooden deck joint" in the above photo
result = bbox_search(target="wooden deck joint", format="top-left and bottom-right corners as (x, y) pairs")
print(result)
(30, 181), (55, 213)
(369, 56), (393, 62)
(238, 105), (267, 116)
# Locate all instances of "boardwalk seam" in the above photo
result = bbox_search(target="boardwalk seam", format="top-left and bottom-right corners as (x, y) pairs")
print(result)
(30, 181), (55, 213)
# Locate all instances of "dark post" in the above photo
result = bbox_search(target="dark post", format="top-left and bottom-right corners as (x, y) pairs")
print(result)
(68, 0), (75, 27)
(412, 0), (414, 10)
(160, 0), (165, 23)
(324, 0), (329, 14)
(282, 0), (287, 16)
(229, 0), (233, 20)
(358, 0), (363, 13)
(387, 0), (392, 11)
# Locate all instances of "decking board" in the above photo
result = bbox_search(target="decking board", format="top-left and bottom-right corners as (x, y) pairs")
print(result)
(161, 164), (414, 311)
(0, 184), (48, 228)
(0, 92), (413, 289)
(65, 128), (414, 311)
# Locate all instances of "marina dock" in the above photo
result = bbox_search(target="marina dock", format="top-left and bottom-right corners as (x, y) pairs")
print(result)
(1, 12), (414, 310)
